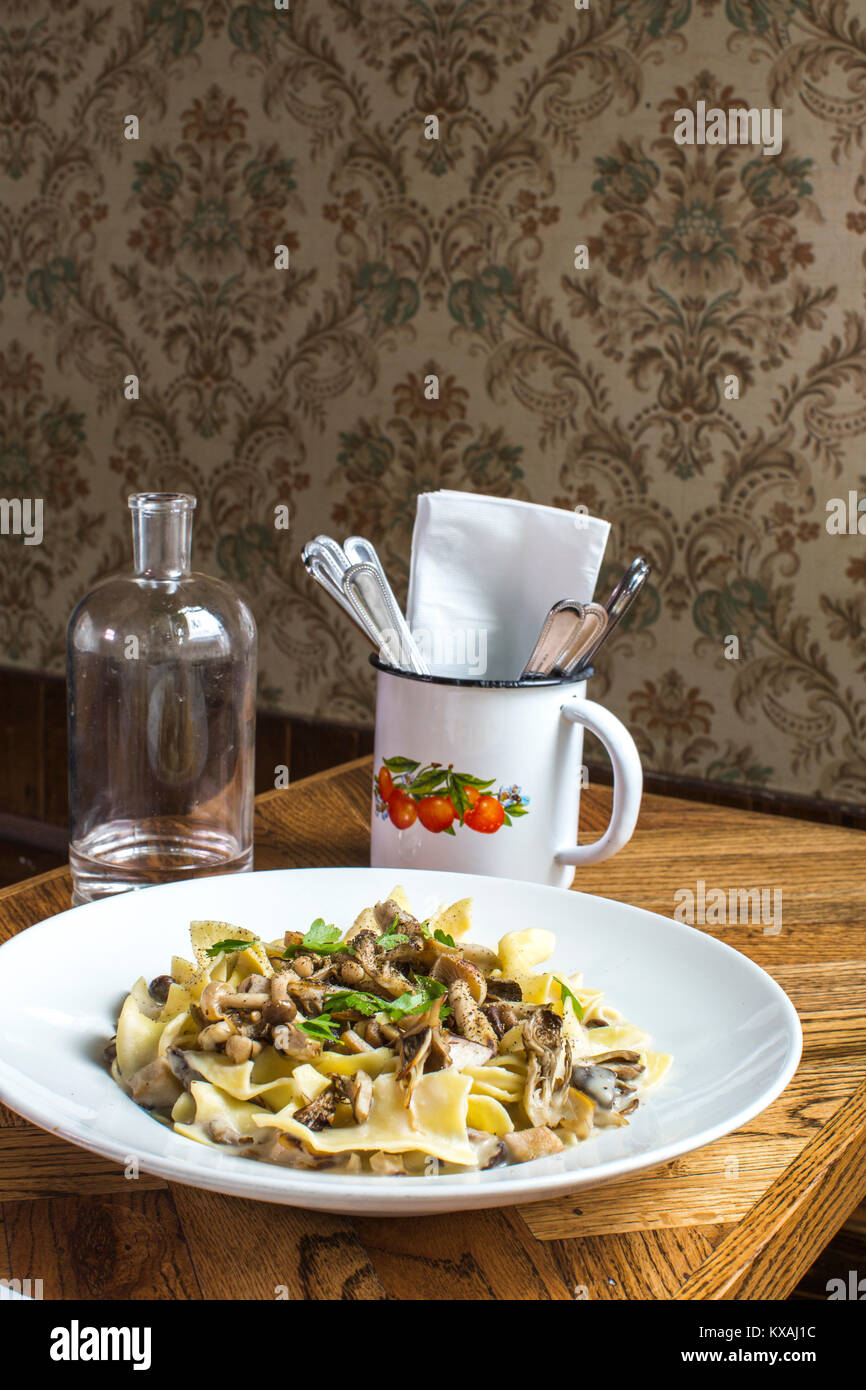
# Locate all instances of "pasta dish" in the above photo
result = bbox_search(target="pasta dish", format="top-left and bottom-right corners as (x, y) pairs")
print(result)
(107, 888), (670, 1174)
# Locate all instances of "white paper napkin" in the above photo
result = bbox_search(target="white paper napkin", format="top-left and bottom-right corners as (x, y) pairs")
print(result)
(406, 490), (610, 680)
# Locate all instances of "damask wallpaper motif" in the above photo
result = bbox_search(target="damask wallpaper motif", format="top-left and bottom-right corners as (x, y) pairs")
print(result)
(0, 0), (864, 805)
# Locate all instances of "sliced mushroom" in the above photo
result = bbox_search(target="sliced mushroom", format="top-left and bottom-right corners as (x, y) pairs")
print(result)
(361, 1017), (386, 1048)
(426, 1027), (452, 1071)
(615, 1094), (639, 1117)
(571, 1063), (617, 1109)
(483, 1001), (538, 1038)
(166, 1046), (206, 1091)
(376, 915), (427, 964)
(458, 942), (499, 972)
(336, 1070), (374, 1124)
(351, 930), (411, 999)
(272, 1022), (322, 1061)
(128, 1057), (182, 1109)
(369, 1150), (408, 1175)
(523, 1008), (573, 1128)
(208, 1117), (255, 1146)
(571, 1050), (643, 1111)
(430, 954), (487, 1003)
(341, 1028), (373, 1053)
(448, 979), (498, 1050)
(257, 1132), (361, 1171)
(395, 1026), (433, 1106)
(466, 1128), (507, 1169)
(278, 977), (337, 1014)
(589, 1048), (645, 1081)
(484, 978), (522, 1003)
(441, 1033), (495, 1069)
(293, 1085), (337, 1132)
(373, 901), (461, 969)
(502, 1125), (565, 1164)
(374, 898), (421, 934)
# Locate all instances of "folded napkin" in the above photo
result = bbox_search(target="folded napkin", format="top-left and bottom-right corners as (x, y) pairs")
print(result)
(406, 490), (610, 680)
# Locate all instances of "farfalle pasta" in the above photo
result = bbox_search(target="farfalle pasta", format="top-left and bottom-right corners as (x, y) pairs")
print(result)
(107, 888), (670, 1174)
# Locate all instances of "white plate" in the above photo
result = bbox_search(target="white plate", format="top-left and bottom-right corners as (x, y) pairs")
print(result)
(0, 868), (801, 1216)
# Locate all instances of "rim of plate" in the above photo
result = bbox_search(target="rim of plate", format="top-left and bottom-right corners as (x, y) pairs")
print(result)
(0, 868), (803, 1211)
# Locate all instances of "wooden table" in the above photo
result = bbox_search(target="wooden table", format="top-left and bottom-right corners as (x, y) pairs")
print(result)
(1, 758), (864, 1301)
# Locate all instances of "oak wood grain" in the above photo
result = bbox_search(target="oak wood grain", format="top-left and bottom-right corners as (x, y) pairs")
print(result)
(171, 1186), (388, 1301)
(676, 1079), (866, 1300)
(0, 1128), (167, 1200)
(1, 1191), (201, 1300)
(0, 756), (862, 1300)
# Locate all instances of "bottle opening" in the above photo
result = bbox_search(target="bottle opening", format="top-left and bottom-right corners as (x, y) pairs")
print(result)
(129, 493), (197, 514)
(129, 493), (197, 577)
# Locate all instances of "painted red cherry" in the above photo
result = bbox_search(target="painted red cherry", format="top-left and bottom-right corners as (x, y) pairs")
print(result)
(417, 795), (456, 833)
(464, 794), (506, 834)
(378, 766), (394, 802)
(388, 789), (418, 829)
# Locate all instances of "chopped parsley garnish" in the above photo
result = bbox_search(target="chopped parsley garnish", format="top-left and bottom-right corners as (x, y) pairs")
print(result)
(556, 977), (585, 1020)
(284, 918), (355, 958)
(296, 1015), (341, 1041)
(324, 989), (388, 1017)
(420, 921), (456, 949)
(377, 930), (409, 952)
(389, 976), (448, 1020)
(205, 938), (257, 959)
(298, 976), (449, 1041)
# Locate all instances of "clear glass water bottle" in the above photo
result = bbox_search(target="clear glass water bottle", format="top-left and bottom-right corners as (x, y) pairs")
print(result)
(67, 493), (257, 905)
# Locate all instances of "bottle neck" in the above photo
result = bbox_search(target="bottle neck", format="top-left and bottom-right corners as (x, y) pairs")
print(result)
(129, 494), (195, 579)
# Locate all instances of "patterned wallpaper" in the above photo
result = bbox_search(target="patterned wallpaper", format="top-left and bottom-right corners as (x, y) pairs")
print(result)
(0, 1), (864, 806)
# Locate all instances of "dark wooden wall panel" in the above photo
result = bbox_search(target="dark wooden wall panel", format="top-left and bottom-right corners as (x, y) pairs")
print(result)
(0, 670), (45, 820)
(0, 667), (861, 865)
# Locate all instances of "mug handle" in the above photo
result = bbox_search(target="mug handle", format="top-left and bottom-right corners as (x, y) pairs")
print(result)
(554, 699), (643, 866)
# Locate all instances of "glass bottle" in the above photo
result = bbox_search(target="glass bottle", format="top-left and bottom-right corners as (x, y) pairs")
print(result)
(67, 493), (257, 905)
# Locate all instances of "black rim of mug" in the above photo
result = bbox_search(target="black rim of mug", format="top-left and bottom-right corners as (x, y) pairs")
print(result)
(369, 654), (594, 689)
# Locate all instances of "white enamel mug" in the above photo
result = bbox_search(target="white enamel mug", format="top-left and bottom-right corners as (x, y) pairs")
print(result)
(369, 660), (643, 888)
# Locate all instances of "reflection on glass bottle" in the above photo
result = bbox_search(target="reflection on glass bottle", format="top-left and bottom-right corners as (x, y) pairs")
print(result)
(67, 493), (257, 905)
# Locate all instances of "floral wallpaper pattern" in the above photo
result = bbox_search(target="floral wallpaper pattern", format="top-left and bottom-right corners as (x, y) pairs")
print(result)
(0, 0), (864, 805)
